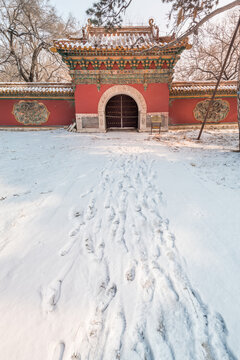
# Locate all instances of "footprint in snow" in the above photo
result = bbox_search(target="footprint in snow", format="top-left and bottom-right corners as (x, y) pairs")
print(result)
(105, 309), (126, 359)
(97, 283), (117, 313)
(59, 237), (78, 256)
(104, 173), (110, 183)
(42, 263), (74, 313)
(104, 193), (111, 208)
(52, 342), (65, 360)
(73, 210), (84, 219)
(84, 233), (94, 254)
(125, 265), (136, 282)
(161, 228), (175, 249)
(87, 284), (117, 345)
(138, 193), (148, 209)
(85, 198), (96, 220)
(88, 311), (104, 341)
(135, 204), (142, 212)
(42, 279), (62, 313)
(69, 226), (80, 237)
(118, 181), (123, 190)
(80, 188), (93, 199)
(119, 193), (127, 215)
(108, 206), (116, 222)
(70, 353), (81, 360)
(141, 276), (155, 303)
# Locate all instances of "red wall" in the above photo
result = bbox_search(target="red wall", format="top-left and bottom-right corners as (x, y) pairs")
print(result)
(0, 98), (75, 126)
(0, 91), (237, 127)
(169, 97), (237, 125)
(75, 83), (169, 113)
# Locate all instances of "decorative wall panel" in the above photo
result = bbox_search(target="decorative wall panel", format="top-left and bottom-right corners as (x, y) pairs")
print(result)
(193, 99), (230, 123)
(13, 100), (49, 125)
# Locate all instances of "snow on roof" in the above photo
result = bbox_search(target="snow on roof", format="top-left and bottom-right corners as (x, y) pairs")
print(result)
(171, 81), (237, 95)
(53, 19), (190, 52)
(0, 81), (236, 97)
(55, 33), (168, 51)
(0, 83), (74, 96)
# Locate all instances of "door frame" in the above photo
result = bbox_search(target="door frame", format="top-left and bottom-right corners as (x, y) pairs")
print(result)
(105, 94), (139, 129)
(98, 85), (147, 132)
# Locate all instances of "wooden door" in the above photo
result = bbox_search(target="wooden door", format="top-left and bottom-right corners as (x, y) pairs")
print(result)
(106, 95), (138, 129)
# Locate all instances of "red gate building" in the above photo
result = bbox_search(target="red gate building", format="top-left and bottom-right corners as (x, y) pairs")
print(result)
(52, 19), (191, 132)
(0, 20), (237, 129)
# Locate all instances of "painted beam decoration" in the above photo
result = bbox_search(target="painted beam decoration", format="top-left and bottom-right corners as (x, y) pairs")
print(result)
(13, 100), (50, 125)
(51, 19), (191, 90)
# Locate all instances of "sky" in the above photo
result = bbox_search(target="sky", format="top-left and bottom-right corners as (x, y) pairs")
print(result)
(50, 0), (236, 35)
(51, 0), (172, 34)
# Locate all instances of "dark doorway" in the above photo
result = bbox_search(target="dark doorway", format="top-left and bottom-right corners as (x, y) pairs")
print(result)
(105, 95), (138, 129)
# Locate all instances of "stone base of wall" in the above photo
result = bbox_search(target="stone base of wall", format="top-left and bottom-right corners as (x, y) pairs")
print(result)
(76, 113), (103, 132)
(76, 112), (169, 133)
(77, 128), (105, 133)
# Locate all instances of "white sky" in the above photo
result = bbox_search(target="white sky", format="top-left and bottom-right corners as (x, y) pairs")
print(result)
(50, 0), (236, 35)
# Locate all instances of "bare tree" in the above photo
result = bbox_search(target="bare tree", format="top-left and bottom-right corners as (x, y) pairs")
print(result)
(238, 37), (240, 149)
(86, 0), (240, 36)
(175, 10), (240, 81)
(86, 0), (134, 27)
(86, 0), (220, 27)
(0, 0), (77, 82)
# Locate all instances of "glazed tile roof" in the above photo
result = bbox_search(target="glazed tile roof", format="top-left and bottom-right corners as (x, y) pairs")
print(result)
(171, 81), (237, 96)
(0, 83), (74, 96)
(0, 81), (237, 96)
(53, 20), (190, 53)
(55, 33), (172, 51)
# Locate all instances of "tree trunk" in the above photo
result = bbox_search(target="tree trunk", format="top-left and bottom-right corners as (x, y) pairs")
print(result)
(238, 54), (240, 150)
(197, 16), (240, 140)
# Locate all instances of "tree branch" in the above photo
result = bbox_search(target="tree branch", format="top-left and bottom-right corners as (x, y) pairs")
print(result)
(143, 0), (240, 52)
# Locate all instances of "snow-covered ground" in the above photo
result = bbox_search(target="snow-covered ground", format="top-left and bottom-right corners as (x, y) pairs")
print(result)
(0, 129), (239, 360)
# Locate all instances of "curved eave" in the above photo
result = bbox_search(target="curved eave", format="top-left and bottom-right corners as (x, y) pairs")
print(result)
(56, 46), (187, 58)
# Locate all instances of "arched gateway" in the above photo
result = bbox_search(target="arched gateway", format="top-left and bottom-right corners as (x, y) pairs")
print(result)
(52, 19), (191, 132)
(106, 95), (138, 129)
(98, 85), (147, 131)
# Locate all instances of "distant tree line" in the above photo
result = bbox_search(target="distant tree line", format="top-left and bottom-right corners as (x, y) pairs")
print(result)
(0, 0), (77, 82)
